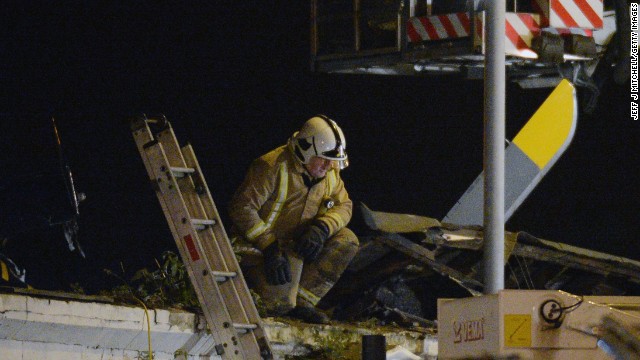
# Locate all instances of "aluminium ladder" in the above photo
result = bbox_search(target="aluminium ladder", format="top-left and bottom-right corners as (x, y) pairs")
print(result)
(131, 115), (272, 359)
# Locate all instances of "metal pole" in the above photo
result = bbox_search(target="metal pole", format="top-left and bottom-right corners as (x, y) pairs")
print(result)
(310, 0), (319, 71)
(398, 0), (409, 52)
(354, 0), (361, 52)
(483, 0), (505, 294)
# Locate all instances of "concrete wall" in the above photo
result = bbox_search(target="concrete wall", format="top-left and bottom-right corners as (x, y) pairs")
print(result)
(0, 292), (436, 359)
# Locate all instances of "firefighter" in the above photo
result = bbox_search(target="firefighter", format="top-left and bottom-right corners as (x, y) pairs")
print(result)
(228, 115), (359, 324)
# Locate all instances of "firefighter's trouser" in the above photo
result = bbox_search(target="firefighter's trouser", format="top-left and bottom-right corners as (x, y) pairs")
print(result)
(242, 227), (359, 315)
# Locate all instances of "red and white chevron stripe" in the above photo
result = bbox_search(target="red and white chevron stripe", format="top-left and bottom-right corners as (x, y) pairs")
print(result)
(475, 12), (541, 59)
(407, 13), (471, 43)
(532, 0), (603, 29)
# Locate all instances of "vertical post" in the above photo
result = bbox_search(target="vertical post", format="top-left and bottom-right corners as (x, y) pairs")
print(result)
(483, 0), (505, 294)
(310, 0), (319, 70)
(398, 0), (409, 52)
(362, 335), (386, 360)
(354, 0), (361, 52)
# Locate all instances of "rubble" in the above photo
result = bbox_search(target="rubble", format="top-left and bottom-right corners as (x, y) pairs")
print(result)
(320, 203), (640, 327)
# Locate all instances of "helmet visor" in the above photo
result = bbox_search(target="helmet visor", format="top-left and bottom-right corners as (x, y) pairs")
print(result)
(320, 146), (348, 169)
(321, 146), (346, 160)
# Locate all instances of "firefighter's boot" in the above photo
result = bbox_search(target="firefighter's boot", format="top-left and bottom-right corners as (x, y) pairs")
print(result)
(287, 298), (330, 324)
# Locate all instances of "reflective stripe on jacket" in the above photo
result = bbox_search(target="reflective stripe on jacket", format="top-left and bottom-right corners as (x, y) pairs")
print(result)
(229, 145), (352, 250)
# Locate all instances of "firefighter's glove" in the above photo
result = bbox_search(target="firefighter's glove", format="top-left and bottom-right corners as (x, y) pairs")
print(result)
(294, 221), (329, 262)
(262, 242), (291, 285)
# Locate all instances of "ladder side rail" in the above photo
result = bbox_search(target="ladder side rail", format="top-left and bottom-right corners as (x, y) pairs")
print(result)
(132, 127), (188, 283)
(131, 122), (160, 182)
(181, 145), (254, 294)
(175, 146), (260, 349)
(134, 134), (246, 359)
(152, 126), (267, 358)
(172, 171), (263, 357)
(154, 126), (187, 167)
(142, 142), (247, 359)
(132, 124), (189, 272)
(153, 128), (254, 311)
(141, 142), (247, 359)
(181, 145), (273, 355)
(154, 128), (219, 235)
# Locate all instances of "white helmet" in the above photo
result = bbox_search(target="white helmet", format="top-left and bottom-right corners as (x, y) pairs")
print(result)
(289, 115), (349, 169)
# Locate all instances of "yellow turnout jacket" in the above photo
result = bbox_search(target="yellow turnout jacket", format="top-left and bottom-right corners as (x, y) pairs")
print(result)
(229, 144), (352, 250)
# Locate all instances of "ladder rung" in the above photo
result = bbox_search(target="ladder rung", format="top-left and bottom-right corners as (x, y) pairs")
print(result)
(133, 117), (273, 359)
(191, 218), (216, 230)
(212, 271), (237, 282)
(170, 166), (195, 177)
(233, 323), (258, 333)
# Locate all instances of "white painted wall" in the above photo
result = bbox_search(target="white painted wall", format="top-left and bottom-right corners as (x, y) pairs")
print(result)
(0, 292), (434, 360)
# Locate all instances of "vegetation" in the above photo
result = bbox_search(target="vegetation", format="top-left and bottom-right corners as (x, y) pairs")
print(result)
(102, 251), (200, 311)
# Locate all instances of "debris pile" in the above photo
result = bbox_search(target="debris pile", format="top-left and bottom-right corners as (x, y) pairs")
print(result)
(320, 203), (640, 329)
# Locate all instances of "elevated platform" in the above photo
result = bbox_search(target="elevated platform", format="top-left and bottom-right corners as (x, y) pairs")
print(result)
(310, 1), (617, 89)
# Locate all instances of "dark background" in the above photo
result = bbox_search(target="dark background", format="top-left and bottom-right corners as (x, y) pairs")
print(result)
(2, 2), (636, 293)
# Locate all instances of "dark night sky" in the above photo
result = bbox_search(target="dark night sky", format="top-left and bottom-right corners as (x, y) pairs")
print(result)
(2, 2), (637, 293)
